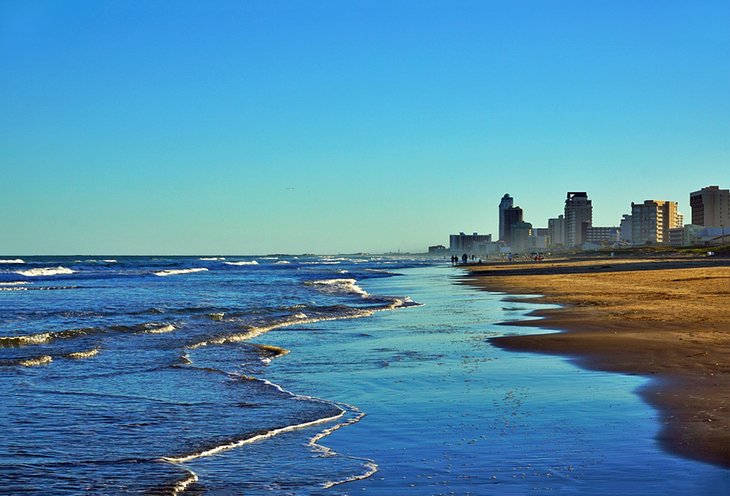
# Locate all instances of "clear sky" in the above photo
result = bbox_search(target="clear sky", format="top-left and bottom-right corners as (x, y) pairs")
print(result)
(2, 0), (729, 255)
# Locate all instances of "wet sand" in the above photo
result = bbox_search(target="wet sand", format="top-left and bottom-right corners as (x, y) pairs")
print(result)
(463, 256), (730, 468)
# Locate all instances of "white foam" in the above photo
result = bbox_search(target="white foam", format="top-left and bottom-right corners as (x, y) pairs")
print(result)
(274, 260), (291, 264)
(161, 410), (346, 463)
(0, 281), (31, 290)
(0, 259), (25, 264)
(199, 257), (225, 261)
(18, 355), (53, 367)
(169, 469), (199, 496)
(307, 278), (369, 297)
(154, 268), (208, 277)
(224, 261), (258, 266)
(1, 332), (54, 346)
(102, 259), (117, 263)
(141, 323), (177, 334)
(16, 266), (75, 277)
(187, 308), (375, 349)
(65, 347), (100, 359)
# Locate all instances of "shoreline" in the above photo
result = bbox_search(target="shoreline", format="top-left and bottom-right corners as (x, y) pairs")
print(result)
(462, 256), (730, 469)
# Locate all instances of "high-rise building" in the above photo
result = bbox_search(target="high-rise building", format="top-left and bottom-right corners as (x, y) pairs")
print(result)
(510, 222), (533, 253)
(548, 215), (566, 247)
(498, 194), (514, 242)
(690, 186), (730, 228)
(449, 232), (493, 253)
(620, 214), (633, 244)
(585, 226), (620, 245)
(564, 192), (592, 247)
(503, 206), (523, 244)
(631, 200), (682, 245)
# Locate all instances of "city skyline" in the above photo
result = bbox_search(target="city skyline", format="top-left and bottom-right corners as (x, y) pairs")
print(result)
(2, 1), (729, 255)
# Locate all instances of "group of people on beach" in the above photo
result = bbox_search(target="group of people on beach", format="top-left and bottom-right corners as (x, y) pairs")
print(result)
(450, 254), (481, 265)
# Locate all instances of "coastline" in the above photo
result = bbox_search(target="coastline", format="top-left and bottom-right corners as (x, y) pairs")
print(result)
(462, 256), (730, 469)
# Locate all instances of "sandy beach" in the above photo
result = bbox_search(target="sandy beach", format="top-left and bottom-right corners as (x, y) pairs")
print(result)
(463, 256), (730, 468)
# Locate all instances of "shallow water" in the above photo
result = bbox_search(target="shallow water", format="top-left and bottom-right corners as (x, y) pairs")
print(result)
(1, 259), (728, 494)
(256, 266), (730, 495)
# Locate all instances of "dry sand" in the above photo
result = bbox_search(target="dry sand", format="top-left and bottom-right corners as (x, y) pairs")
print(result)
(463, 256), (730, 468)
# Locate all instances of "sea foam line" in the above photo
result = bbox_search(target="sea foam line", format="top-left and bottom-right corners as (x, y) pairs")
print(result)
(186, 309), (376, 349)
(17, 355), (53, 367)
(154, 268), (208, 277)
(160, 371), (378, 489)
(15, 266), (75, 277)
(160, 410), (346, 463)
(0, 258), (25, 264)
(223, 260), (258, 266)
(65, 347), (101, 359)
(168, 469), (199, 496)
(306, 278), (369, 297)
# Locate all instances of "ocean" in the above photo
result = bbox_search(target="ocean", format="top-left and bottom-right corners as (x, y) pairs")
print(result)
(1, 256), (729, 495)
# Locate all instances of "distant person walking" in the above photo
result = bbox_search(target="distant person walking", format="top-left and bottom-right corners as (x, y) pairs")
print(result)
(461, 253), (468, 264)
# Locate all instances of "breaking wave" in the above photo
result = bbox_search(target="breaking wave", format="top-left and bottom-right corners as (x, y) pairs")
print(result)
(0, 258), (25, 264)
(224, 261), (258, 266)
(306, 278), (369, 297)
(199, 257), (225, 261)
(15, 266), (75, 277)
(65, 347), (101, 359)
(140, 323), (177, 334)
(154, 268), (208, 277)
(18, 355), (53, 367)
(0, 328), (92, 347)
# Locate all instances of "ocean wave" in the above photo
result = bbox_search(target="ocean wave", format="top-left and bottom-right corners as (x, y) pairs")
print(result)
(199, 257), (226, 261)
(0, 258), (25, 264)
(187, 307), (377, 349)
(251, 343), (290, 364)
(168, 469), (199, 496)
(160, 409), (346, 463)
(0, 281), (31, 291)
(140, 323), (177, 334)
(224, 261), (258, 266)
(274, 260), (291, 264)
(15, 266), (75, 277)
(18, 355), (53, 367)
(154, 268), (208, 277)
(65, 347), (101, 359)
(0, 328), (94, 347)
(305, 278), (369, 297)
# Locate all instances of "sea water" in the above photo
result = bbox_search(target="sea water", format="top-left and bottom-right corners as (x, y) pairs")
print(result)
(1, 258), (728, 495)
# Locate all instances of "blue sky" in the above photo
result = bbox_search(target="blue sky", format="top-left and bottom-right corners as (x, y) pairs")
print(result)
(2, 0), (729, 254)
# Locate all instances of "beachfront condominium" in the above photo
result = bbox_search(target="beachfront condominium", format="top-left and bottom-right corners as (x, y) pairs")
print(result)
(548, 215), (566, 247)
(631, 200), (683, 245)
(449, 232), (492, 254)
(690, 186), (730, 228)
(620, 214), (633, 244)
(564, 192), (593, 247)
(502, 206), (523, 245)
(498, 194), (514, 242)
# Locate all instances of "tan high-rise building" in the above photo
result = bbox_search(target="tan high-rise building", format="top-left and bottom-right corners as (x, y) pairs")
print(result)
(564, 192), (592, 247)
(690, 186), (730, 228)
(631, 200), (682, 245)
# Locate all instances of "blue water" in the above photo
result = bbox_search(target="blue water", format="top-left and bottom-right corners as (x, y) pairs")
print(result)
(1, 257), (728, 494)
